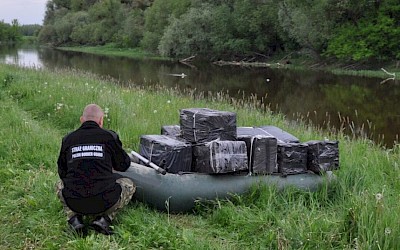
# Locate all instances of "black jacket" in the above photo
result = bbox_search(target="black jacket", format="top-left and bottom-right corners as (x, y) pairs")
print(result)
(57, 121), (131, 214)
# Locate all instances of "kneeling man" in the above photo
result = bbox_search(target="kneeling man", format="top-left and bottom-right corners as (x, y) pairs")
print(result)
(56, 104), (135, 235)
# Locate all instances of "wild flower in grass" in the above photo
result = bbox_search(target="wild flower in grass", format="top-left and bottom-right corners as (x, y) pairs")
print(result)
(385, 227), (391, 235)
(55, 103), (64, 111)
(352, 237), (359, 250)
(375, 193), (383, 202)
(167, 100), (171, 104)
(104, 107), (109, 118)
(153, 110), (157, 114)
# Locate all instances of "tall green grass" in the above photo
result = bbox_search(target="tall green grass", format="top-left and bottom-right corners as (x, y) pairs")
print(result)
(0, 64), (399, 249)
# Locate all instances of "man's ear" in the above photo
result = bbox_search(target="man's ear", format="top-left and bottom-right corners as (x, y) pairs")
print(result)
(80, 116), (85, 124)
(99, 116), (104, 128)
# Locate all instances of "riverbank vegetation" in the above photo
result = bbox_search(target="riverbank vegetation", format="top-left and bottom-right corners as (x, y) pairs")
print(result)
(0, 20), (22, 43)
(0, 63), (399, 249)
(39, 0), (400, 67)
(0, 20), (42, 44)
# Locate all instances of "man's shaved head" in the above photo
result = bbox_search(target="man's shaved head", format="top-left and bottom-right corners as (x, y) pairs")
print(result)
(80, 104), (104, 127)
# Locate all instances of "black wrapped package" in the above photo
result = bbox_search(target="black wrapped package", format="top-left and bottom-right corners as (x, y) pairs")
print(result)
(139, 135), (192, 174)
(180, 108), (237, 143)
(161, 125), (181, 139)
(277, 142), (308, 175)
(306, 140), (339, 174)
(193, 140), (248, 174)
(237, 127), (278, 174)
(257, 126), (300, 143)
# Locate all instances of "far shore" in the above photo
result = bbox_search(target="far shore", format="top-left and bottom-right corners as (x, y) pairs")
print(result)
(57, 45), (399, 80)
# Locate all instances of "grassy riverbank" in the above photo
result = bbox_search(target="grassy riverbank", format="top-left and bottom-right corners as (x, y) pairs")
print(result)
(57, 44), (168, 61)
(0, 64), (399, 249)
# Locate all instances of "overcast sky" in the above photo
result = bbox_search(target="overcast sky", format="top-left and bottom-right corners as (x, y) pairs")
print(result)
(0, 0), (47, 25)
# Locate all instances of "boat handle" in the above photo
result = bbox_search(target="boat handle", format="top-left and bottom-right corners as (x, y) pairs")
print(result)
(130, 151), (167, 175)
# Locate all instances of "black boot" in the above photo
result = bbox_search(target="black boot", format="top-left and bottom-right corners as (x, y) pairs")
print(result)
(91, 216), (113, 235)
(68, 215), (86, 235)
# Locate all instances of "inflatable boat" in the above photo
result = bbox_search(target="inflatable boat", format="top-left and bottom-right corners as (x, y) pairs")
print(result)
(119, 163), (334, 213)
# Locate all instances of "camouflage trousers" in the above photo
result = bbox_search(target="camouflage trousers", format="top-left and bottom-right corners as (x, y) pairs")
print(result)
(56, 178), (136, 221)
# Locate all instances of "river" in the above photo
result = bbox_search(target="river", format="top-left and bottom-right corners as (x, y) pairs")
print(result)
(1, 44), (399, 148)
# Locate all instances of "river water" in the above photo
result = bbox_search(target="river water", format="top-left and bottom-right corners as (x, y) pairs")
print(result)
(1, 45), (399, 148)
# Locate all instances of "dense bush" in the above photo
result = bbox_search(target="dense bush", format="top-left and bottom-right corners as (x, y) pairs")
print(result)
(325, 0), (400, 61)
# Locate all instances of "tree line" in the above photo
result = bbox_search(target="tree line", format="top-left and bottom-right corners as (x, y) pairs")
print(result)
(0, 19), (42, 43)
(37, 0), (400, 62)
(0, 20), (22, 43)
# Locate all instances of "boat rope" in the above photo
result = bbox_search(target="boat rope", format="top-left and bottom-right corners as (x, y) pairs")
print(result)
(248, 136), (255, 176)
(192, 110), (199, 142)
(208, 140), (216, 173)
(149, 142), (154, 163)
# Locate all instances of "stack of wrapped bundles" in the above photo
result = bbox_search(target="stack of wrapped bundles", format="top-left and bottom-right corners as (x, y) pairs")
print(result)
(277, 143), (308, 175)
(237, 127), (278, 174)
(179, 108), (248, 174)
(161, 125), (181, 139)
(252, 125), (308, 175)
(193, 140), (248, 173)
(305, 140), (339, 174)
(143, 108), (339, 175)
(180, 108), (237, 144)
(139, 135), (192, 174)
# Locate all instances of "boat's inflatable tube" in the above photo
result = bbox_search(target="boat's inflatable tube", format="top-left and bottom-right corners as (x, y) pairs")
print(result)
(119, 163), (333, 213)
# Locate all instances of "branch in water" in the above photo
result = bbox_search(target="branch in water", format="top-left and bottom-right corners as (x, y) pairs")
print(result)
(380, 68), (396, 84)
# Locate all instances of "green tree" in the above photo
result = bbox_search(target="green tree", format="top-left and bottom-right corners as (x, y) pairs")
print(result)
(38, 24), (56, 45)
(20, 25), (42, 37)
(53, 14), (74, 45)
(0, 19), (23, 42)
(278, 0), (334, 57)
(88, 0), (123, 44)
(230, 0), (283, 55)
(0, 21), (8, 42)
(158, 4), (213, 58)
(118, 9), (145, 47)
(141, 0), (190, 52)
(69, 11), (90, 44)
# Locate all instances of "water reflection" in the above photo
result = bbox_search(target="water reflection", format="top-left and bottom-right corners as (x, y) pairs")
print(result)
(1, 46), (399, 147)
(0, 45), (43, 68)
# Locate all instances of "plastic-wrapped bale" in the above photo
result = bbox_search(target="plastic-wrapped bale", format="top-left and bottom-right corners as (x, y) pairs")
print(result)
(257, 126), (300, 143)
(161, 125), (181, 139)
(139, 135), (192, 174)
(277, 142), (308, 175)
(306, 140), (339, 174)
(193, 140), (248, 174)
(180, 108), (237, 143)
(237, 127), (278, 174)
